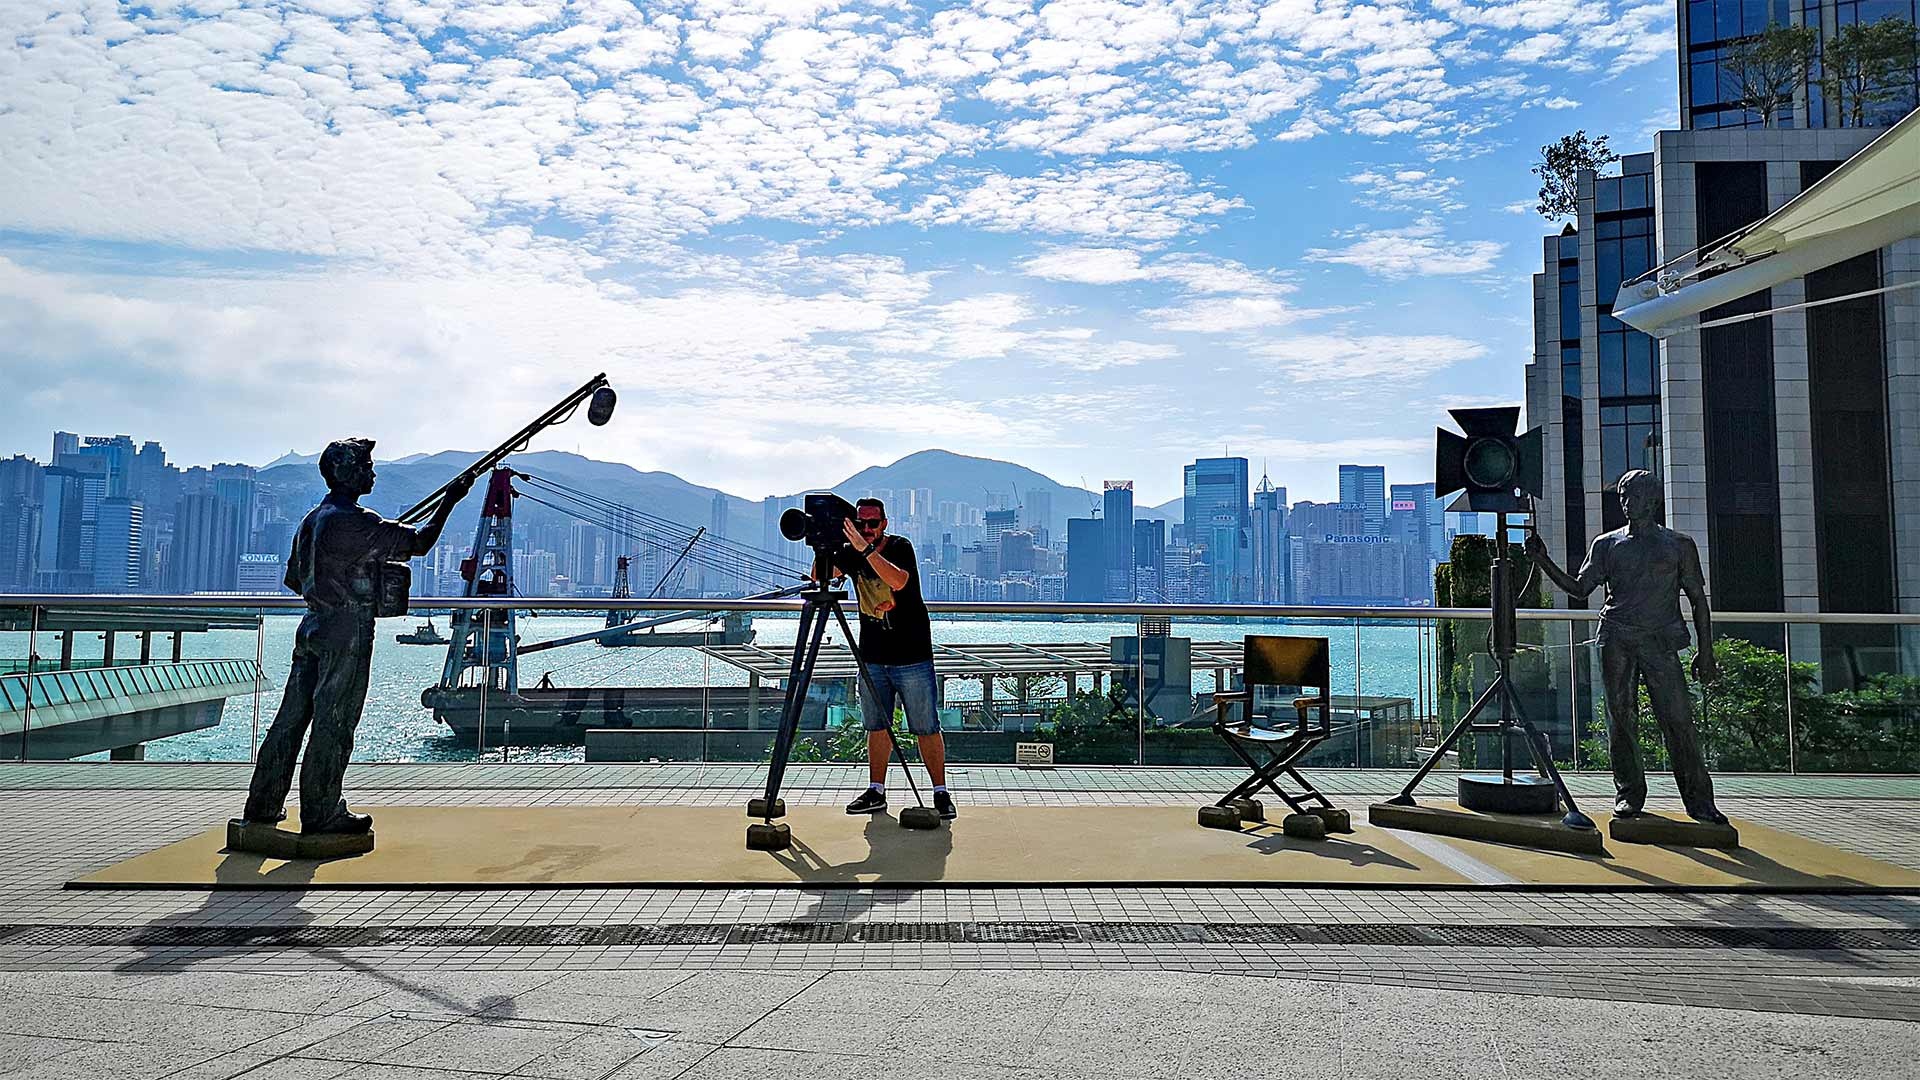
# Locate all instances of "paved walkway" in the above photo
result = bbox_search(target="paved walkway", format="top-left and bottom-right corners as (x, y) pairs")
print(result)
(1, 764), (1916, 1078)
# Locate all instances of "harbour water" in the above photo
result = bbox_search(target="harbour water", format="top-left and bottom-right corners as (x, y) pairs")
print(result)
(6, 612), (1450, 763)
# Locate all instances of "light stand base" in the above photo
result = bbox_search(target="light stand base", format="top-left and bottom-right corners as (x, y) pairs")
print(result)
(1458, 774), (1558, 815)
(898, 806), (942, 830)
(1369, 802), (1605, 855)
(746, 822), (792, 851)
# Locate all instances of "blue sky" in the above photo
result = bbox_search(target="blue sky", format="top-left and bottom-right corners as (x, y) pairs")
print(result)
(0, 0), (1678, 504)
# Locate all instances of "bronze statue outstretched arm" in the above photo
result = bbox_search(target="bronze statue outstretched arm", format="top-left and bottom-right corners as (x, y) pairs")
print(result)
(408, 473), (474, 556)
(1524, 530), (1600, 599)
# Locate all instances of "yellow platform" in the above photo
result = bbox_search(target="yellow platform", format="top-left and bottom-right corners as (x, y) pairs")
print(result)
(69, 805), (1920, 891)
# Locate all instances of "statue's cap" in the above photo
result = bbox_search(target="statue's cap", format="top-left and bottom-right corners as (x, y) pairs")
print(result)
(319, 438), (375, 486)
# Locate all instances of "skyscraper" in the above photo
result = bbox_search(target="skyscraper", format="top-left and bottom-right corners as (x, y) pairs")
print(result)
(1066, 517), (1103, 603)
(1251, 475), (1288, 603)
(1101, 481), (1134, 601)
(1023, 488), (1052, 546)
(92, 497), (143, 593)
(1132, 518), (1165, 601)
(35, 466), (87, 592)
(169, 490), (245, 592)
(1183, 458), (1249, 602)
(0, 455), (42, 593)
(1338, 465), (1387, 537)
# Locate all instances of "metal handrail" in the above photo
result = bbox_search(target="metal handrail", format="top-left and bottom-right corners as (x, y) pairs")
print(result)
(4, 594), (1920, 625)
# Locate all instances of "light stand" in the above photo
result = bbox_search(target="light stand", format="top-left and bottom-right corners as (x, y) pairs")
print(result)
(747, 552), (940, 852)
(1383, 509), (1594, 831)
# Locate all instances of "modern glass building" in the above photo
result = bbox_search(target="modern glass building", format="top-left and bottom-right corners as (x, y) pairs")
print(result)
(1680, 0), (1920, 130)
(1337, 465), (1387, 537)
(1101, 482), (1134, 602)
(1182, 458), (1250, 603)
(1527, 1), (1918, 683)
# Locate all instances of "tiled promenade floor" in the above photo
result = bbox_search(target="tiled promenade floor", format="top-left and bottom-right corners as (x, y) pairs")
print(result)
(1, 764), (1916, 1078)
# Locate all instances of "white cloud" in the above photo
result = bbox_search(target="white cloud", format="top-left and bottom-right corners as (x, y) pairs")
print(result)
(909, 161), (1240, 240)
(1306, 217), (1505, 278)
(1017, 246), (1152, 285)
(1246, 333), (1489, 382)
(1346, 166), (1465, 211)
(1145, 295), (1317, 333)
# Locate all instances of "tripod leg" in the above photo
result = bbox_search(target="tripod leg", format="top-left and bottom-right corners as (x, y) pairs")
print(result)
(1499, 677), (1595, 830)
(1386, 675), (1505, 804)
(760, 598), (829, 818)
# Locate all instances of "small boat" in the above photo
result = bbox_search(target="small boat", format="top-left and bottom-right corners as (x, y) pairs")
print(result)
(396, 619), (450, 645)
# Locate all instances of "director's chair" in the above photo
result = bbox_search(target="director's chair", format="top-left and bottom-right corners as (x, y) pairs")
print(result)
(1198, 635), (1353, 839)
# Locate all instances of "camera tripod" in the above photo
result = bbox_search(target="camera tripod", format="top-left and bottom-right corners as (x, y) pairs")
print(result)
(747, 568), (941, 852)
(1384, 509), (1594, 830)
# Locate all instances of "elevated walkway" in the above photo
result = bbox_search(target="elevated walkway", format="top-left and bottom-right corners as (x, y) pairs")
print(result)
(0, 659), (263, 759)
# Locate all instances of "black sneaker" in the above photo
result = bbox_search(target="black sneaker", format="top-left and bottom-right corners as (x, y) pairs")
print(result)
(934, 790), (957, 820)
(845, 788), (887, 815)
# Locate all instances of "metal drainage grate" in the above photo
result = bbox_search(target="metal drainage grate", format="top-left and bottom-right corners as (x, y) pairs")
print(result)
(727, 923), (845, 945)
(1078, 923), (1209, 945)
(961, 922), (1086, 943)
(1, 922), (1912, 952)
(848, 923), (963, 943)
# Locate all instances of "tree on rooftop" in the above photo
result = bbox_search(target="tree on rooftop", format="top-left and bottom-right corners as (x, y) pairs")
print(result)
(1532, 131), (1620, 220)
(1820, 16), (1920, 127)
(1722, 23), (1819, 127)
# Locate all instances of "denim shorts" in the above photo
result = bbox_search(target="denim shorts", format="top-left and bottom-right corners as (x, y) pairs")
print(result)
(860, 660), (940, 736)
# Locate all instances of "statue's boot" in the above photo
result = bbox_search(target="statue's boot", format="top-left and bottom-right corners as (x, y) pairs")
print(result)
(304, 803), (374, 835)
(240, 803), (286, 825)
(1686, 805), (1728, 826)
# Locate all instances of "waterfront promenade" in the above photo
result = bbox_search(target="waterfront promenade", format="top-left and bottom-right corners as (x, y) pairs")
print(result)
(0, 762), (1916, 1077)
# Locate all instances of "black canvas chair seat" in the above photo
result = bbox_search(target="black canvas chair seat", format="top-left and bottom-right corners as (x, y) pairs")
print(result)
(1209, 635), (1337, 818)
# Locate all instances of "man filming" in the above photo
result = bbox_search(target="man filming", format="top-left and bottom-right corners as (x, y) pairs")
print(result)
(832, 499), (955, 820)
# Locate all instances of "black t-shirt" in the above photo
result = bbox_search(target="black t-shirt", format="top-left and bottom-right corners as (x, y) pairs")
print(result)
(849, 535), (933, 666)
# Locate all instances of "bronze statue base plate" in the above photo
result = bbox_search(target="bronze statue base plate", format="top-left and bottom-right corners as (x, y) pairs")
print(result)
(226, 819), (375, 860)
(1369, 802), (1605, 855)
(1609, 814), (1740, 849)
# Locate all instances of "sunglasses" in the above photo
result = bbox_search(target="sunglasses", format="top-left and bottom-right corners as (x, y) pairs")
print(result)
(855, 518), (885, 531)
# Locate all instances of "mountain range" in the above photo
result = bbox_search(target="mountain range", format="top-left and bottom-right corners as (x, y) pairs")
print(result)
(257, 448), (1185, 549)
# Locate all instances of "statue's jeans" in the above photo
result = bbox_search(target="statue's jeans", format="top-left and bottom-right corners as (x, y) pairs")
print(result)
(243, 612), (375, 831)
(1600, 633), (1717, 817)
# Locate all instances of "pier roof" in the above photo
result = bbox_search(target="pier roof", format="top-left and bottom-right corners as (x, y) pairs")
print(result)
(695, 639), (1251, 681)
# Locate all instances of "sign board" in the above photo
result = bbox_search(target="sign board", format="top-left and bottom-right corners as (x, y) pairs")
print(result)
(1014, 742), (1055, 766)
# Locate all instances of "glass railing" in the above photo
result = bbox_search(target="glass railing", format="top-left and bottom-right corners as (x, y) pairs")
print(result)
(2, 596), (1916, 772)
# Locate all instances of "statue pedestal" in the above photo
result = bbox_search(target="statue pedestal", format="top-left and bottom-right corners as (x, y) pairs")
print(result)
(226, 819), (375, 860)
(1609, 813), (1740, 849)
(1369, 802), (1604, 855)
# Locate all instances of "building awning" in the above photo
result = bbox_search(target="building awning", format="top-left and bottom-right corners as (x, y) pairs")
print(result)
(1611, 107), (1920, 338)
(695, 640), (1252, 682)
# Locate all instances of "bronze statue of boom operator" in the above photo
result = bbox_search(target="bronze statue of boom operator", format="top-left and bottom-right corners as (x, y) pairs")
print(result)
(241, 439), (470, 836)
(1525, 469), (1727, 824)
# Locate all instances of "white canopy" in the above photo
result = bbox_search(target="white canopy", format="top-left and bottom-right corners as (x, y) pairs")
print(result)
(1611, 108), (1920, 337)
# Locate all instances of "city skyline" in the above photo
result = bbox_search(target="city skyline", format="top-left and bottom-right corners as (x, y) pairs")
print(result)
(2, 423), (1450, 605)
(0, 2), (1685, 504)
